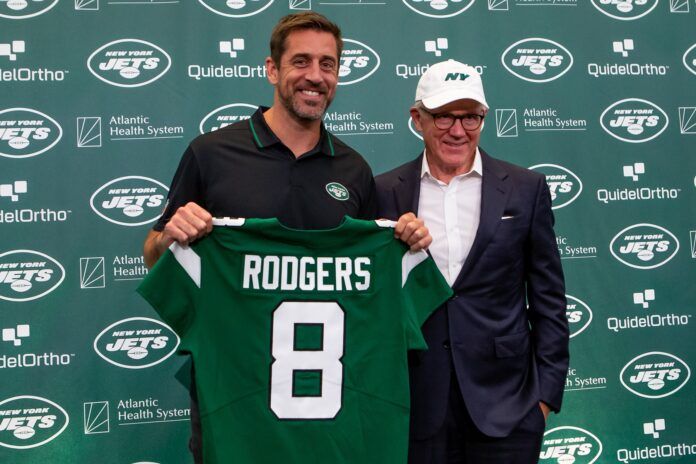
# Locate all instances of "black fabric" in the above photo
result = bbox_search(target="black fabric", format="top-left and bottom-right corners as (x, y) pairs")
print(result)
(154, 107), (377, 232)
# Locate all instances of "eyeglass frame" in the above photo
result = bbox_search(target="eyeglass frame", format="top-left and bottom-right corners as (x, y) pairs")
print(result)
(419, 107), (486, 131)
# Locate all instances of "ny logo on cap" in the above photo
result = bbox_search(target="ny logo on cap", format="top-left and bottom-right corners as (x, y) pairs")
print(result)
(445, 72), (469, 81)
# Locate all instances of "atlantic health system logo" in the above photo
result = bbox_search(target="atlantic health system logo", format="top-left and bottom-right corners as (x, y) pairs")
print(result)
(87, 39), (172, 88)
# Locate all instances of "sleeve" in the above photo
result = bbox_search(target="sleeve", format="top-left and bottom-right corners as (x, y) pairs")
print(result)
(358, 164), (379, 221)
(136, 244), (201, 339)
(400, 249), (453, 351)
(525, 176), (570, 412)
(152, 145), (204, 231)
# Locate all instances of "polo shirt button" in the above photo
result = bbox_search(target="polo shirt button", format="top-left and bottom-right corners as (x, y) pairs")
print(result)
(442, 341), (450, 350)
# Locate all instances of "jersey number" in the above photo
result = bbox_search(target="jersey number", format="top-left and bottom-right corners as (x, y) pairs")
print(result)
(270, 301), (344, 420)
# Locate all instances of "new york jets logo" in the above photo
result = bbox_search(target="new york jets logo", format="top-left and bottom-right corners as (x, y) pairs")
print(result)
(402, 0), (475, 18)
(590, 0), (659, 21)
(338, 39), (380, 86)
(620, 352), (691, 398)
(610, 223), (679, 269)
(0, 108), (62, 159)
(325, 182), (349, 201)
(93, 317), (180, 369)
(528, 164), (582, 210)
(539, 426), (603, 464)
(566, 295), (592, 339)
(199, 103), (257, 133)
(600, 99), (668, 143)
(0, 396), (69, 449)
(88, 39), (171, 88)
(501, 38), (573, 83)
(0, 0), (58, 19)
(683, 43), (696, 76)
(197, 0), (274, 18)
(0, 250), (65, 302)
(90, 176), (169, 226)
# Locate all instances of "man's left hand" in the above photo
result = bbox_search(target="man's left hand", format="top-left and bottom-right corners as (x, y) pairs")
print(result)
(539, 402), (551, 422)
(394, 212), (432, 251)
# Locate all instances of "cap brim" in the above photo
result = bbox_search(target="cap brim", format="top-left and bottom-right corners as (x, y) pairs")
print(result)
(422, 90), (488, 110)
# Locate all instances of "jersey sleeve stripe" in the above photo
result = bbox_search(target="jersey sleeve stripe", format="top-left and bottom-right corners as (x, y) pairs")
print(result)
(401, 250), (428, 288)
(170, 243), (201, 288)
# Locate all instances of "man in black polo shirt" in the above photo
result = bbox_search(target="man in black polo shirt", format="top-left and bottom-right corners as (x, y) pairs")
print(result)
(143, 11), (430, 464)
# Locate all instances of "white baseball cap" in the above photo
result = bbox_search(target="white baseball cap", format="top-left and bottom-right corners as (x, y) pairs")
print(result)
(415, 59), (488, 110)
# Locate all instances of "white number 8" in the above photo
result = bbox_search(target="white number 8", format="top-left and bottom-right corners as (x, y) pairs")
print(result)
(270, 301), (344, 419)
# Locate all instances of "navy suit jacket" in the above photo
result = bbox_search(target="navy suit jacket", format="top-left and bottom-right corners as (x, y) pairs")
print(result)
(376, 149), (569, 439)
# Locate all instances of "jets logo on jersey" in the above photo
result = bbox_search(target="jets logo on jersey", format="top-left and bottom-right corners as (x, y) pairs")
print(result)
(600, 98), (668, 143)
(0, 396), (68, 450)
(501, 38), (573, 83)
(0, 0), (58, 19)
(338, 40), (380, 86)
(325, 183), (349, 202)
(620, 352), (691, 398)
(199, 103), (257, 134)
(539, 426), (603, 464)
(197, 0), (274, 18)
(0, 108), (62, 159)
(0, 250), (65, 302)
(528, 164), (582, 210)
(610, 224), (679, 270)
(93, 317), (180, 369)
(90, 176), (169, 227)
(566, 295), (593, 339)
(401, 0), (475, 19)
(590, 0), (659, 21)
(683, 43), (696, 76)
(88, 39), (171, 88)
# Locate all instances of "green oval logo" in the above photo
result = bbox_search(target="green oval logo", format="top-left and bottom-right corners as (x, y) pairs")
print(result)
(325, 182), (349, 201)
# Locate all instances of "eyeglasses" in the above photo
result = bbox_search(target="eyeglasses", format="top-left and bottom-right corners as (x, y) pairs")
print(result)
(423, 110), (485, 131)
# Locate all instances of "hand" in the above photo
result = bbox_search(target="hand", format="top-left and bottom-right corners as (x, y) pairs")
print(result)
(539, 402), (551, 422)
(393, 212), (432, 251)
(160, 202), (213, 249)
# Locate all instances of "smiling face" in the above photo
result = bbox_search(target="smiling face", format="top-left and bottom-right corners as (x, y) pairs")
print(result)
(266, 29), (339, 122)
(411, 98), (487, 180)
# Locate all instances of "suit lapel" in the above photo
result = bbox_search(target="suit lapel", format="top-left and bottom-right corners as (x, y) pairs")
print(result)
(393, 153), (423, 215)
(452, 150), (511, 288)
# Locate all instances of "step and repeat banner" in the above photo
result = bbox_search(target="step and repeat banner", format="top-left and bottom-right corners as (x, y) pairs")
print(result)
(1, 1), (694, 463)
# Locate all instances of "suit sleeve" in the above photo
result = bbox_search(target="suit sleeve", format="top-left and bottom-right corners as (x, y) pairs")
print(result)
(525, 176), (569, 412)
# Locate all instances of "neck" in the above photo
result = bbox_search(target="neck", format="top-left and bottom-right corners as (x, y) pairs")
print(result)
(264, 104), (322, 158)
(426, 153), (476, 185)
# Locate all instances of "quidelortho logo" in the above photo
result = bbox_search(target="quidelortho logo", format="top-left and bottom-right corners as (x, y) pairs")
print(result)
(90, 176), (168, 226)
(683, 43), (696, 76)
(0, 0), (58, 19)
(93, 317), (180, 369)
(338, 39), (380, 86)
(528, 164), (582, 209)
(402, 0), (474, 18)
(0, 108), (62, 159)
(199, 103), (257, 134)
(87, 39), (171, 88)
(591, 0), (659, 20)
(0, 250), (65, 302)
(566, 295), (593, 339)
(610, 224), (679, 269)
(539, 426), (603, 464)
(600, 99), (668, 143)
(198, 0), (274, 17)
(501, 38), (573, 83)
(620, 352), (691, 398)
(0, 396), (68, 449)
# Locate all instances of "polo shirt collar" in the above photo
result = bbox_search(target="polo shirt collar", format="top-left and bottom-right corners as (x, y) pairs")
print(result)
(248, 106), (335, 157)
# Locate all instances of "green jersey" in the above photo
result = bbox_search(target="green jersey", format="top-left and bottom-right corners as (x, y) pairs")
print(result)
(137, 217), (452, 464)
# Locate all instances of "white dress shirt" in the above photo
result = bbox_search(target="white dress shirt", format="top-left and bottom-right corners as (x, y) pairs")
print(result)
(418, 149), (483, 286)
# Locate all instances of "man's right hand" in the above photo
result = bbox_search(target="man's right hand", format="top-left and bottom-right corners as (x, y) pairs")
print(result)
(143, 202), (213, 268)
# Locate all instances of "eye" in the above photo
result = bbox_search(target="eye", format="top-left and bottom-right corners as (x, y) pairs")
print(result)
(320, 60), (337, 71)
(292, 57), (309, 67)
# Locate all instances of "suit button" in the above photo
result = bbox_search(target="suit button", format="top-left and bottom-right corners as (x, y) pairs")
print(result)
(443, 341), (450, 350)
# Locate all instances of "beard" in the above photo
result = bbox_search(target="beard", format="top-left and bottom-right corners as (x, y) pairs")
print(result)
(279, 87), (332, 122)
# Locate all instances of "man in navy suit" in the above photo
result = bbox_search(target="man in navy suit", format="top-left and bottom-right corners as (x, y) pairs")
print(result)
(376, 59), (569, 463)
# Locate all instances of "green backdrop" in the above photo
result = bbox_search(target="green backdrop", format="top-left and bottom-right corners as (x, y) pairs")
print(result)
(1, 1), (694, 463)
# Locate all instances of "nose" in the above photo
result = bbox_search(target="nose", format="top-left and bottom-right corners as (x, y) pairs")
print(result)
(448, 118), (468, 137)
(305, 60), (323, 84)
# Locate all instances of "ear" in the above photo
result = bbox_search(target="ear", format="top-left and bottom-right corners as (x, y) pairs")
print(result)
(410, 108), (423, 132)
(265, 57), (279, 85)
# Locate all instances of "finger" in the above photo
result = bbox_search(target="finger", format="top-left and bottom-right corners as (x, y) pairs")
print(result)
(410, 234), (432, 252)
(177, 207), (211, 239)
(394, 212), (416, 237)
(185, 202), (213, 231)
(400, 218), (424, 244)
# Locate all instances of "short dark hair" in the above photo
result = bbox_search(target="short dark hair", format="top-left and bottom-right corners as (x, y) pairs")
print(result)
(269, 12), (343, 67)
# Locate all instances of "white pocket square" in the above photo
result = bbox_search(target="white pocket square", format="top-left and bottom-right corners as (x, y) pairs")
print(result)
(501, 215), (515, 220)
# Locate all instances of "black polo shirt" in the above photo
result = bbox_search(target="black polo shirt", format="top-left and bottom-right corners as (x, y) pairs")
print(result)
(154, 107), (377, 231)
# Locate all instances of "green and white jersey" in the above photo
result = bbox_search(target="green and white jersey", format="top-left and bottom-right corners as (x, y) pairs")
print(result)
(137, 217), (452, 464)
